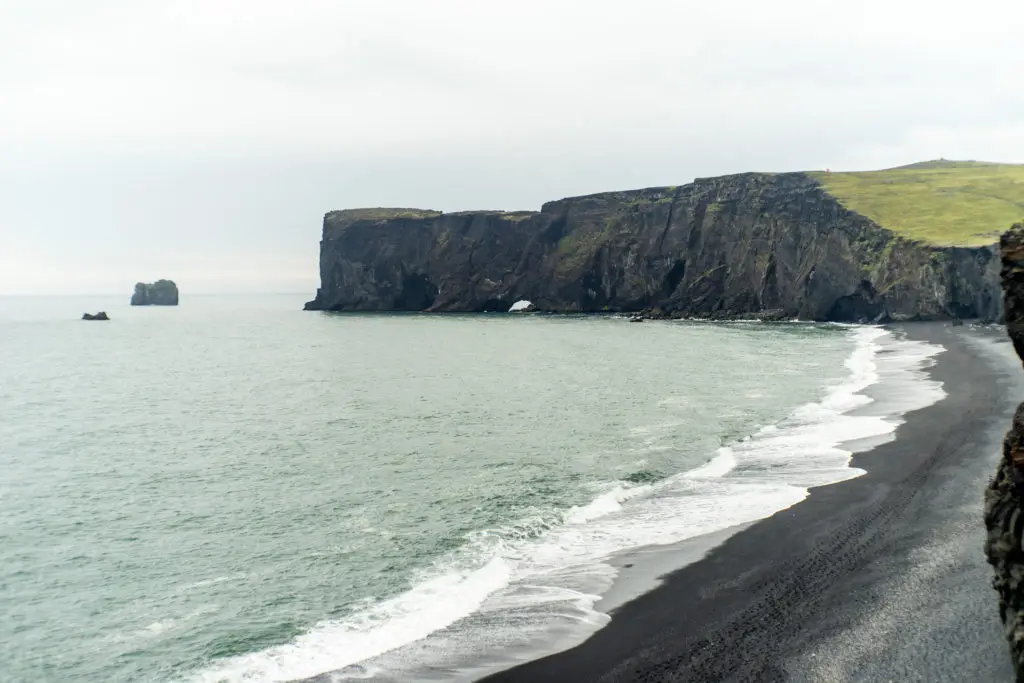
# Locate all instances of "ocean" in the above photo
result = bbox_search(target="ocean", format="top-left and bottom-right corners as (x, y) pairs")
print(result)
(0, 295), (944, 683)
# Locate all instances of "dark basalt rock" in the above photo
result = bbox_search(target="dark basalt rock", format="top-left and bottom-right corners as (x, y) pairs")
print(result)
(131, 280), (179, 306)
(872, 310), (893, 324)
(82, 312), (110, 321)
(984, 223), (1024, 680)
(304, 174), (1001, 322)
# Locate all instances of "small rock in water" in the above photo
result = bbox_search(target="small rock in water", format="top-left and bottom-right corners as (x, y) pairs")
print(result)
(82, 312), (110, 321)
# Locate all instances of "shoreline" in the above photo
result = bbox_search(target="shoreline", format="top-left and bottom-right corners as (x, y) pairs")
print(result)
(480, 322), (1017, 682)
(593, 522), (754, 615)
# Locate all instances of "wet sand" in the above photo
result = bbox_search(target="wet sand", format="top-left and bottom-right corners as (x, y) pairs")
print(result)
(481, 324), (1017, 682)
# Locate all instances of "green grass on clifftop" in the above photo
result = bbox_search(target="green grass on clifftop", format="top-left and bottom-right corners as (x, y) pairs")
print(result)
(810, 160), (1024, 246)
(330, 208), (443, 221)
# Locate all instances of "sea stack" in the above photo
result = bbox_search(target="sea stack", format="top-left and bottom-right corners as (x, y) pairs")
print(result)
(984, 222), (1024, 679)
(131, 280), (179, 306)
(81, 312), (110, 320)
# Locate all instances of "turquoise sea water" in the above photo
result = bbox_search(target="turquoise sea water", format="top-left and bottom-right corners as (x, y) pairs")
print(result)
(1, 295), (870, 682)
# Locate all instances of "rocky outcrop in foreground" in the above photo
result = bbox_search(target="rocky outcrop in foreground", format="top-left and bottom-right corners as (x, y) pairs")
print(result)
(131, 280), (179, 306)
(985, 222), (1024, 680)
(81, 312), (109, 321)
(305, 173), (1001, 322)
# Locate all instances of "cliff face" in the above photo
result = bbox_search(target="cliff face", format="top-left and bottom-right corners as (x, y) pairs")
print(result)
(131, 280), (179, 306)
(305, 173), (1002, 322)
(986, 223), (1024, 680)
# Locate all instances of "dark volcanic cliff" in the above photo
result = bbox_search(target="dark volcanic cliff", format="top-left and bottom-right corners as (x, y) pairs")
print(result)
(305, 173), (1001, 321)
(986, 223), (1024, 680)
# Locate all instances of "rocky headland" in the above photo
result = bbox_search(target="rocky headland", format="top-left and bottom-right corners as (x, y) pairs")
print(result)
(131, 280), (179, 306)
(304, 164), (1022, 322)
(985, 222), (1024, 680)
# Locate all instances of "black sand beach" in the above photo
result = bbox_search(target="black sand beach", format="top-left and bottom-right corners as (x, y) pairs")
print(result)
(482, 323), (1018, 683)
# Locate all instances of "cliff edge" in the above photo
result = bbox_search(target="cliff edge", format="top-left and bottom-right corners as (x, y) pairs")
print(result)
(986, 222), (1024, 680)
(306, 168), (1011, 321)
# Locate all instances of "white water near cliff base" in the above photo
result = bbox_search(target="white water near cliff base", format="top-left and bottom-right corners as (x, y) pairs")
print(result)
(186, 325), (945, 683)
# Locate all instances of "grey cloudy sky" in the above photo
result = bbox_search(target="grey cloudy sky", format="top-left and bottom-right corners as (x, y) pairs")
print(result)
(2, 0), (1022, 295)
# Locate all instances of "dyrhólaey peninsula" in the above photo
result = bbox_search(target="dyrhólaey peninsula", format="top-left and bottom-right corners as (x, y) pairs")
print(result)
(305, 159), (1024, 324)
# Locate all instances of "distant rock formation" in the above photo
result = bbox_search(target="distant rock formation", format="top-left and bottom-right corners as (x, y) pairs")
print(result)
(304, 173), (1001, 321)
(131, 280), (179, 306)
(984, 222), (1024, 679)
(81, 312), (110, 321)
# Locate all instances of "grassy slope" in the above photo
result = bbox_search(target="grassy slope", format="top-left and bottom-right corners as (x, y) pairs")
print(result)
(809, 160), (1024, 246)
(329, 208), (443, 221)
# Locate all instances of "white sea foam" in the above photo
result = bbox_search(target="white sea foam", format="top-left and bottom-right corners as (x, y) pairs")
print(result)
(144, 621), (174, 635)
(685, 447), (738, 479)
(188, 558), (514, 682)
(186, 326), (946, 683)
(179, 574), (247, 593)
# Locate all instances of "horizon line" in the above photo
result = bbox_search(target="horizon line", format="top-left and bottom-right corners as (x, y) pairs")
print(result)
(0, 291), (313, 298)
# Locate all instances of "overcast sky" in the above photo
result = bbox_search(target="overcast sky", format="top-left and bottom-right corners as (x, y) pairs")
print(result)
(2, 0), (1022, 295)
